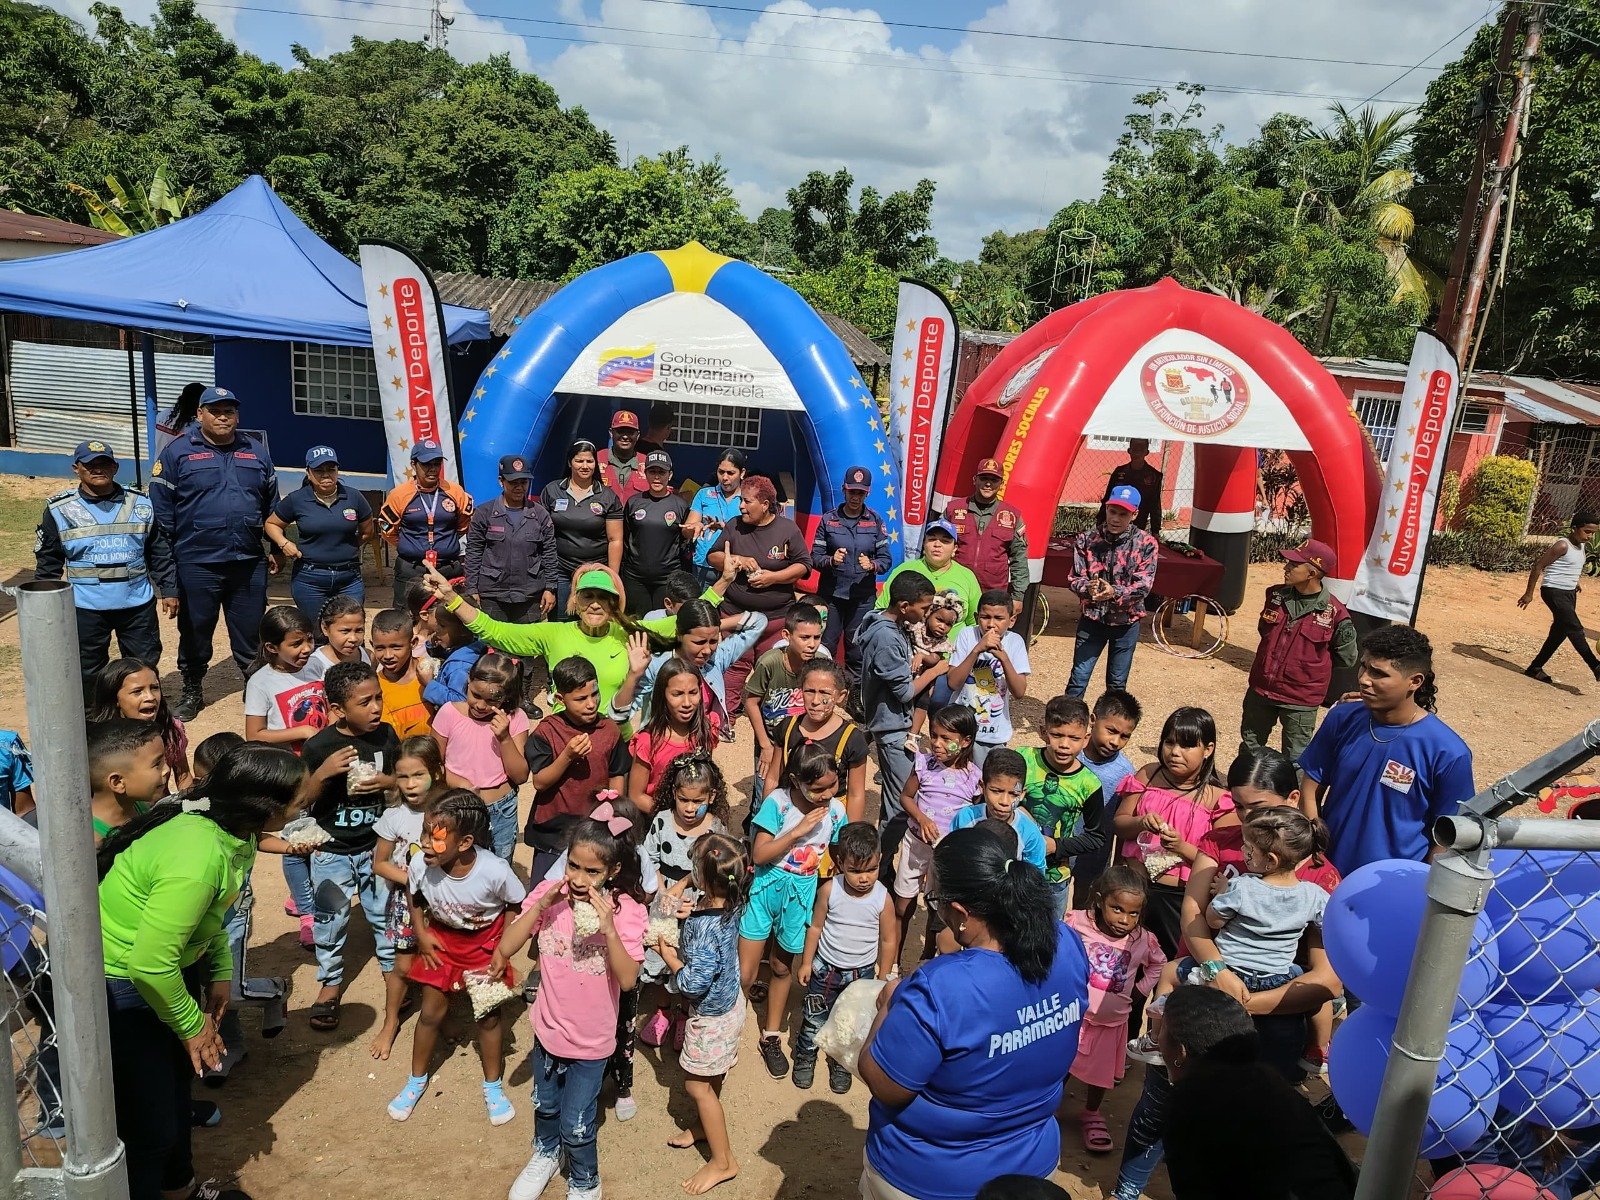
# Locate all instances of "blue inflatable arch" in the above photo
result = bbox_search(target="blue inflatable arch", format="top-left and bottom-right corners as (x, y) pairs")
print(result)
(459, 243), (905, 568)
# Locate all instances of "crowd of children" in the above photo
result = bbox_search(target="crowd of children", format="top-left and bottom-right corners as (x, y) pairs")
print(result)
(36, 527), (1504, 1200)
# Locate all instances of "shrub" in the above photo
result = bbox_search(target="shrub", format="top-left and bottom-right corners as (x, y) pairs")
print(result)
(1459, 457), (1537, 543)
(1438, 470), (1461, 529)
(1424, 531), (1541, 573)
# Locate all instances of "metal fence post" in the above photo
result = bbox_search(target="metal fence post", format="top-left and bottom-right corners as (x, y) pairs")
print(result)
(16, 582), (127, 1200)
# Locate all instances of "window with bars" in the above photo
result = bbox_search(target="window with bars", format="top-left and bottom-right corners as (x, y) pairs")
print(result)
(1354, 391), (1404, 464)
(291, 343), (383, 421)
(1459, 402), (1491, 434)
(665, 401), (762, 450)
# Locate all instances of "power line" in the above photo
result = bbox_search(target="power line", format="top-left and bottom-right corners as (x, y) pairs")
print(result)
(1358, 4), (1496, 104)
(191, 0), (1436, 105)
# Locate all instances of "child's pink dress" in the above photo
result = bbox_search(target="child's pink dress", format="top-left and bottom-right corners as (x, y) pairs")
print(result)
(1064, 910), (1167, 1089)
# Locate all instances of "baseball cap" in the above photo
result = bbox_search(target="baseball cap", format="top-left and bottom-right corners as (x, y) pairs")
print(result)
(574, 568), (620, 597)
(1106, 485), (1141, 513)
(73, 440), (117, 466)
(305, 445), (338, 469)
(644, 450), (673, 472)
(411, 439), (445, 463)
(924, 518), (958, 541)
(975, 458), (1003, 479)
(843, 466), (872, 491)
(499, 454), (533, 481)
(610, 410), (640, 431)
(197, 386), (238, 407)
(1282, 538), (1337, 575)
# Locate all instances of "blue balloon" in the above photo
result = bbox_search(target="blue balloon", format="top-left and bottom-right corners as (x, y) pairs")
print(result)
(1329, 1003), (1502, 1156)
(1483, 851), (1600, 1002)
(0, 862), (43, 977)
(1323, 859), (1500, 1016)
(1481, 998), (1600, 1130)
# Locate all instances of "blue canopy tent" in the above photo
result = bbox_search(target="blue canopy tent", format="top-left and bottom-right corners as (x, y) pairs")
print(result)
(0, 175), (488, 478)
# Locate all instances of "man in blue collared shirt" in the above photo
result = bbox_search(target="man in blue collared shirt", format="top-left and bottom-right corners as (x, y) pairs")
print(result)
(151, 386), (279, 719)
(810, 465), (891, 683)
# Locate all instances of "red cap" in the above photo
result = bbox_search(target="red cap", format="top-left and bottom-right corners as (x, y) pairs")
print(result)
(975, 458), (1003, 478)
(610, 410), (640, 430)
(1282, 539), (1337, 575)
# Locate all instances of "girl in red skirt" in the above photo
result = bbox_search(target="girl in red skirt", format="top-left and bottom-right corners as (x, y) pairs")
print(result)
(387, 790), (528, 1125)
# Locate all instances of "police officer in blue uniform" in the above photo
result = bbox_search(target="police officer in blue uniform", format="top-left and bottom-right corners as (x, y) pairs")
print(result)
(151, 385), (279, 720)
(810, 464), (892, 683)
(35, 440), (176, 684)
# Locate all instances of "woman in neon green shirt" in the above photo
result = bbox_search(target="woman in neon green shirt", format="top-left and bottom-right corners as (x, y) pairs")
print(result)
(98, 742), (307, 1200)
(422, 562), (678, 711)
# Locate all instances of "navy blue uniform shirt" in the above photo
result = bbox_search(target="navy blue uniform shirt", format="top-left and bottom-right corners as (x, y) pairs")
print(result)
(152, 426), (278, 564)
(810, 504), (891, 597)
(272, 483), (372, 566)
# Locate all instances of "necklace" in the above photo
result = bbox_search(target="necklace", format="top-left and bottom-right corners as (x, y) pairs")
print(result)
(1367, 711), (1426, 743)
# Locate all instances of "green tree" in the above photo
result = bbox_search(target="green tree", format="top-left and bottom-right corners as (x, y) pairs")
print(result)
(488, 148), (749, 280)
(786, 167), (938, 272)
(1411, 10), (1600, 375)
(787, 251), (900, 343)
(748, 206), (796, 271)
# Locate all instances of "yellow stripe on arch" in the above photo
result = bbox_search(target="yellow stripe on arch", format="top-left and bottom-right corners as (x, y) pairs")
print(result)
(652, 241), (733, 294)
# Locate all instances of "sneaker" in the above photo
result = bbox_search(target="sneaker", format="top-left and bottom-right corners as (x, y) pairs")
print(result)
(1525, 666), (1555, 684)
(1298, 1044), (1329, 1076)
(828, 1059), (853, 1094)
(190, 1181), (250, 1200)
(283, 898), (300, 918)
(388, 1074), (429, 1122)
(791, 1052), (816, 1089)
(758, 1034), (790, 1079)
(299, 915), (315, 950)
(173, 681), (206, 723)
(1126, 1034), (1165, 1067)
(567, 1186), (601, 1200)
(203, 1045), (246, 1086)
(614, 1093), (637, 1121)
(191, 1100), (222, 1128)
(509, 1152), (561, 1200)
(484, 1080), (515, 1127)
(637, 1008), (671, 1047)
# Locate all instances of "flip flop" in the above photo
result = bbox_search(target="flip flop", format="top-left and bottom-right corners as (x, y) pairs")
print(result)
(308, 999), (341, 1032)
(1077, 1109), (1114, 1154)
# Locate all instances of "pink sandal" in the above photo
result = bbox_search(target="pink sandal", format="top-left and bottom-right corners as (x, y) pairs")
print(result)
(638, 1007), (671, 1047)
(1077, 1109), (1114, 1154)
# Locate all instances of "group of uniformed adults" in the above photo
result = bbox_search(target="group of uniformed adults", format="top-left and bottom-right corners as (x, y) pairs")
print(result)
(35, 389), (1034, 709)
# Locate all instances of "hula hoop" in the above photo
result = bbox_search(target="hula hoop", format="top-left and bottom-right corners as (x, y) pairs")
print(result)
(1151, 594), (1229, 659)
(1028, 592), (1051, 647)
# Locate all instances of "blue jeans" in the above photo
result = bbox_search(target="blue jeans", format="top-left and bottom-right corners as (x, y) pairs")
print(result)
(1066, 616), (1141, 698)
(282, 853), (314, 916)
(1046, 879), (1071, 922)
(797, 959), (875, 1059)
(107, 974), (197, 1199)
(290, 561), (364, 628)
(533, 1042), (607, 1190)
(310, 849), (394, 987)
(486, 792), (519, 860)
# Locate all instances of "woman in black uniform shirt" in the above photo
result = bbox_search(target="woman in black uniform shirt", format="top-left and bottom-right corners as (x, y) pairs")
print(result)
(620, 451), (693, 616)
(539, 439), (624, 616)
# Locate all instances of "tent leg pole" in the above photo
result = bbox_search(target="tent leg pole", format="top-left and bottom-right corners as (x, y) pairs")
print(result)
(140, 335), (158, 469)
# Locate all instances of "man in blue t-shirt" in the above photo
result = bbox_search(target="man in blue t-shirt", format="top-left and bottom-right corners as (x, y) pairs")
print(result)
(1298, 626), (1474, 875)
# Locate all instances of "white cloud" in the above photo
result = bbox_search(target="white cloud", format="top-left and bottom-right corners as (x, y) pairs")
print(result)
(290, 0), (534, 69)
(540, 0), (1491, 258)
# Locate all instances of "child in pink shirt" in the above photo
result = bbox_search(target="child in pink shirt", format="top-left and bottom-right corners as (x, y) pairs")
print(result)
(432, 653), (530, 861)
(494, 811), (646, 1200)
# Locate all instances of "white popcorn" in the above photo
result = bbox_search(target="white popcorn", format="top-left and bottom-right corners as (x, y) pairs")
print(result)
(646, 916), (680, 950)
(279, 817), (333, 853)
(571, 899), (601, 939)
(814, 979), (886, 1078)
(463, 970), (516, 1021)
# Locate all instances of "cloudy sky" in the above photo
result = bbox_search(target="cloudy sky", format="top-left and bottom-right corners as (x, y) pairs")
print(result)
(40, 0), (1496, 258)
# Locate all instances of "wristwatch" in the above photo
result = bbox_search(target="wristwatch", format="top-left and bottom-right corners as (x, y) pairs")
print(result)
(1198, 959), (1228, 982)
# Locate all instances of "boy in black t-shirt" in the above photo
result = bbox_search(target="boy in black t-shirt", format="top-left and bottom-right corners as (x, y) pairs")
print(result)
(302, 661), (400, 1031)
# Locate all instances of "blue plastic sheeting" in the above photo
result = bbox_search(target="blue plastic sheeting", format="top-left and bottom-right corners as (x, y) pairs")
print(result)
(458, 245), (904, 560)
(0, 176), (488, 346)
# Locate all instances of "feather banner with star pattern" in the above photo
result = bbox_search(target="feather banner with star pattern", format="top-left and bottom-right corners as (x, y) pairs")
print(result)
(1350, 330), (1460, 624)
(887, 279), (958, 558)
(360, 242), (460, 484)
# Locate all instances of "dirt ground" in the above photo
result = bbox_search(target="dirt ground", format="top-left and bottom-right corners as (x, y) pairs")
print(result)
(0, 472), (1595, 1200)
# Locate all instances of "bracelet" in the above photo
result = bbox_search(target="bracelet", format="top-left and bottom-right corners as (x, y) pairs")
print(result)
(444, 594), (463, 612)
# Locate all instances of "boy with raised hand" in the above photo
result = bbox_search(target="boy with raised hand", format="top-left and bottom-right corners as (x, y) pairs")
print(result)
(1240, 539), (1355, 764)
(1016, 696), (1105, 919)
(855, 571), (945, 883)
(946, 588), (1031, 765)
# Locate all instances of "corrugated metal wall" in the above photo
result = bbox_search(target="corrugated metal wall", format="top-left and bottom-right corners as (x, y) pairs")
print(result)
(9, 341), (214, 459)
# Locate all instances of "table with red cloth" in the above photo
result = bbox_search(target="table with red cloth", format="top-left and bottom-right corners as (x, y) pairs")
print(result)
(1042, 538), (1224, 598)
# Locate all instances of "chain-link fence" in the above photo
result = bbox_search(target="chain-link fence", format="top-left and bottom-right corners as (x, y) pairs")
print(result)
(1350, 721), (1600, 1200)
(0, 870), (62, 1171)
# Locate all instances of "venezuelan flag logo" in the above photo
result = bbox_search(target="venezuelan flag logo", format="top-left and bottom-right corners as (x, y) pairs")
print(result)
(597, 345), (656, 387)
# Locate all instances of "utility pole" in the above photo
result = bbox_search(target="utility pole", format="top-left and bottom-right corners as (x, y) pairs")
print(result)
(427, 0), (453, 50)
(1447, 1), (1546, 368)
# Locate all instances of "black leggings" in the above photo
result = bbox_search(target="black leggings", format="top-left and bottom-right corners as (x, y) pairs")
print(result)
(107, 977), (196, 1199)
(1530, 586), (1600, 673)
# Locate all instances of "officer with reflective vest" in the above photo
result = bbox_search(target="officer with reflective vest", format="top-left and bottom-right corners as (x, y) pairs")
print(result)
(1240, 538), (1357, 764)
(810, 464), (892, 682)
(35, 440), (176, 684)
(946, 458), (1030, 610)
(380, 438), (473, 610)
(150, 386), (279, 719)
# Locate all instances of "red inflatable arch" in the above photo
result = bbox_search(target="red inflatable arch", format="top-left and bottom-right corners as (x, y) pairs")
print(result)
(932, 278), (1381, 603)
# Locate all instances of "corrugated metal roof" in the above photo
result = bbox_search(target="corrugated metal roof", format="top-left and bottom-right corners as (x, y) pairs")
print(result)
(1502, 389), (1581, 425)
(1508, 376), (1600, 426)
(434, 271), (889, 369)
(0, 211), (120, 248)
(10, 340), (213, 455)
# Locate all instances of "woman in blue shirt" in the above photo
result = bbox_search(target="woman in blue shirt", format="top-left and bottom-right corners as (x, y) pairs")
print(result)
(858, 827), (1090, 1200)
(688, 450), (747, 587)
(265, 446), (375, 625)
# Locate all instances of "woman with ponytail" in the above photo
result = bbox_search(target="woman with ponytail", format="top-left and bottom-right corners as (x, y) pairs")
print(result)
(1297, 625), (1473, 875)
(98, 743), (308, 1200)
(856, 827), (1091, 1200)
